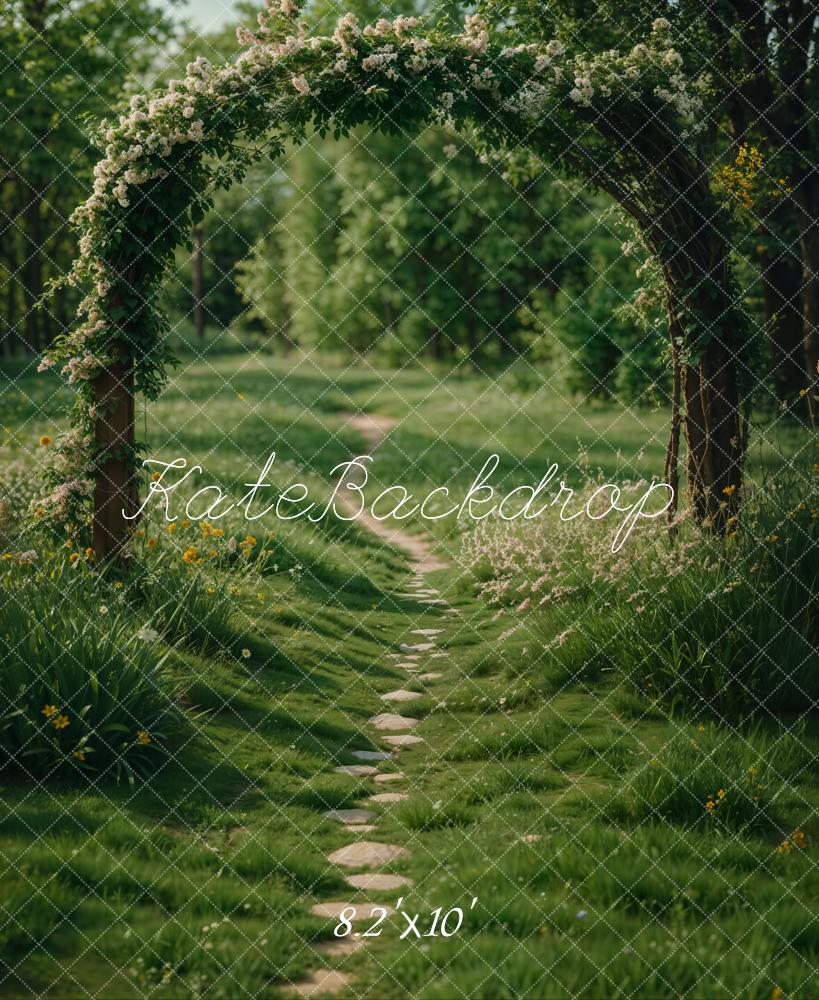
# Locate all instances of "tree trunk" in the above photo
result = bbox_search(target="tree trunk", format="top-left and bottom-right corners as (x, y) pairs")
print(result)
(191, 224), (205, 341)
(661, 244), (745, 532)
(21, 193), (44, 352)
(792, 170), (819, 383)
(92, 353), (138, 560)
(756, 233), (806, 403)
(681, 337), (743, 530)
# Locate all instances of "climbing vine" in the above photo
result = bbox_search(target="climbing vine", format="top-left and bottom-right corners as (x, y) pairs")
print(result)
(38, 1), (742, 543)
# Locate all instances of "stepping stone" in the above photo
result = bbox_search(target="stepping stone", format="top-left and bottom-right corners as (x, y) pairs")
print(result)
(310, 900), (396, 920)
(396, 663), (420, 672)
(383, 734), (424, 748)
(415, 588), (439, 595)
(520, 834), (541, 844)
(411, 629), (442, 636)
(351, 750), (392, 761)
(369, 792), (409, 803)
(333, 765), (379, 776)
(369, 713), (419, 731)
(313, 938), (364, 957)
(345, 873), (412, 891)
(420, 599), (447, 605)
(346, 824), (377, 832)
(399, 643), (435, 653)
(380, 690), (422, 703)
(284, 969), (350, 997)
(374, 772), (405, 783)
(327, 841), (409, 868)
(431, 652), (447, 659)
(418, 672), (442, 681)
(323, 809), (374, 825)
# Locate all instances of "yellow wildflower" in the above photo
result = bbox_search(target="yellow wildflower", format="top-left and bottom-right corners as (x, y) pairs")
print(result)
(146, 537), (157, 548)
(39, 435), (52, 447)
(69, 553), (80, 564)
(72, 749), (86, 761)
(85, 547), (95, 559)
(241, 648), (251, 659)
(722, 484), (736, 496)
(136, 730), (151, 745)
(53, 714), (70, 730)
(182, 547), (197, 564)
(42, 704), (58, 718)
(167, 523), (177, 533)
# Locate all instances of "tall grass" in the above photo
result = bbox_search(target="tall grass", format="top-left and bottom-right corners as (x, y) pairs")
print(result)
(461, 472), (819, 718)
(0, 559), (185, 782)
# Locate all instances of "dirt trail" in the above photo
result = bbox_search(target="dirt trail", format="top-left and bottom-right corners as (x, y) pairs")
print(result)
(336, 412), (448, 573)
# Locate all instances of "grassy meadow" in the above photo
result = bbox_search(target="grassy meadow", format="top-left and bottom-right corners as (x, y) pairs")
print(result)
(0, 350), (817, 999)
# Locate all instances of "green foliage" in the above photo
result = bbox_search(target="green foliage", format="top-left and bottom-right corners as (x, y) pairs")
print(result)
(0, 559), (185, 782)
(611, 722), (808, 832)
(0, 0), (177, 354)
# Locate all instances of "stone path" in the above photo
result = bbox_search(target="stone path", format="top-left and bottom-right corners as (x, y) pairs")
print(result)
(286, 410), (455, 997)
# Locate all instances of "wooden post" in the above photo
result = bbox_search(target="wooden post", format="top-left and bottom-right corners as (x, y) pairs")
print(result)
(92, 353), (137, 560)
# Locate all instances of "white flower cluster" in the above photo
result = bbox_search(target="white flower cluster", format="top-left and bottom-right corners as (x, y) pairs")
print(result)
(462, 14), (489, 56)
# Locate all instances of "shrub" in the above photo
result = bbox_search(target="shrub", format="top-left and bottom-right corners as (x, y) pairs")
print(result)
(0, 559), (185, 782)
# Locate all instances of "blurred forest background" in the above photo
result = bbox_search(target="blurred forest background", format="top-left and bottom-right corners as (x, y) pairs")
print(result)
(2, 0), (817, 412)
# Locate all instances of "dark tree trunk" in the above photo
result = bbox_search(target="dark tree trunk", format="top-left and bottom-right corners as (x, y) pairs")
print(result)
(21, 193), (44, 352)
(756, 228), (806, 403)
(92, 351), (138, 560)
(792, 170), (819, 383)
(191, 224), (205, 341)
(660, 235), (745, 532)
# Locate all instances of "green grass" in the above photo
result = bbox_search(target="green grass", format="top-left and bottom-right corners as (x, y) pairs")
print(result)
(0, 351), (816, 998)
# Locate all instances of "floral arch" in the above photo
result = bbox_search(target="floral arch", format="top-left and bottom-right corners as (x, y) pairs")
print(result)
(41, 2), (746, 559)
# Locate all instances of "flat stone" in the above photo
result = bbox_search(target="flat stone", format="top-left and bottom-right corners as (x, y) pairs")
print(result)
(310, 900), (395, 919)
(383, 734), (424, 748)
(345, 873), (412, 891)
(284, 969), (350, 997)
(411, 629), (442, 636)
(351, 750), (392, 761)
(418, 672), (442, 681)
(327, 841), (409, 868)
(399, 642), (435, 653)
(431, 652), (447, 659)
(333, 765), (379, 776)
(420, 599), (447, 605)
(374, 772), (405, 783)
(313, 938), (364, 957)
(380, 690), (422, 702)
(369, 713), (419, 731)
(346, 824), (377, 832)
(414, 589), (439, 596)
(323, 809), (375, 825)
(369, 792), (409, 803)
(520, 834), (542, 844)
(396, 662), (420, 671)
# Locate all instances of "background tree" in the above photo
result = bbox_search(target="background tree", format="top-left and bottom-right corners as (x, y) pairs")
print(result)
(0, 0), (177, 355)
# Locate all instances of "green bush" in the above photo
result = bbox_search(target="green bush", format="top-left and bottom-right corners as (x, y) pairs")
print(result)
(0, 559), (185, 782)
